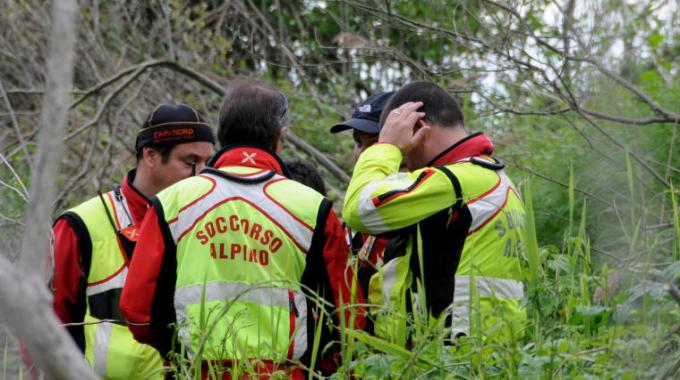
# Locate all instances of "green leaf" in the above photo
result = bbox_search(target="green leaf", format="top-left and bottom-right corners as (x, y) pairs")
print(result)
(647, 32), (664, 48)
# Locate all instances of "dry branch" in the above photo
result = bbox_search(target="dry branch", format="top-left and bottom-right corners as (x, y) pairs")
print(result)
(0, 254), (95, 379)
(10, 0), (95, 377)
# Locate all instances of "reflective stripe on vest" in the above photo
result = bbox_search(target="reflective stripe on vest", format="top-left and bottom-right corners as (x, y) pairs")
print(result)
(174, 281), (308, 359)
(454, 276), (524, 301)
(86, 266), (128, 297)
(374, 168), (515, 308)
(109, 190), (134, 229)
(93, 321), (113, 375)
(168, 172), (314, 252)
(70, 188), (162, 378)
(466, 170), (515, 234)
(450, 275), (524, 337)
(162, 169), (323, 361)
(357, 181), (389, 233)
(370, 161), (525, 343)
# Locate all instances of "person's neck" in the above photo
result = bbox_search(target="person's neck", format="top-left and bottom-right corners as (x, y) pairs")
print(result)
(131, 166), (160, 198)
(422, 126), (469, 165)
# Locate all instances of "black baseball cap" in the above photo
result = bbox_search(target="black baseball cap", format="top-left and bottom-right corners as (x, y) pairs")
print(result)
(330, 91), (394, 134)
(135, 104), (215, 152)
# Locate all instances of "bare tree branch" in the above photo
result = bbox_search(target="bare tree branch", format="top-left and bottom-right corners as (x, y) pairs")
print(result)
(506, 159), (614, 208)
(0, 80), (33, 169)
(571, 56), (680, 123)
(286, 132), (350, 184)
(0, 152), (29, 200)
(0, 254), (95, 379)
(7, 1), (96, 377)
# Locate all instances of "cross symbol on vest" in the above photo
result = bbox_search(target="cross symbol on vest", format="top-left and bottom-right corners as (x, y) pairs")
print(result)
(241, 151), (257, 165)
(120, 226), (140, 242)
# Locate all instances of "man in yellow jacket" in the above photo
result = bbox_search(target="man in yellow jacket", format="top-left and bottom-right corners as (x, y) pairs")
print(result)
(50, 104), (215, 379)
(343, 81), (526, 345)
(120, 80), (364, 378)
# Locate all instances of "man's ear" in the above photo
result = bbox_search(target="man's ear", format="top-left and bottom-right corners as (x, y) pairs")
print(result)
(142, 147), (159, 168)
(274, 127), (287, 153)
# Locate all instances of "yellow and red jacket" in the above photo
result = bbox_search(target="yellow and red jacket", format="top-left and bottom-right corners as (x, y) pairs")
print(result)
(343, 133), (526, 344)
(51, 171), (162, 379)
(120, 146), (365, 375)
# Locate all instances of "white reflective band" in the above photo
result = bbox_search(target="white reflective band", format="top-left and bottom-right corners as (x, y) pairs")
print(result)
(110, 191), (133, 228)
(379, 259), (400, 307)
(174, 281), (307, 358)
(175, 282), (294, 310)
(450, 276), (524, 338)
(449, 302), (469, 338)
(93, 321), (113, 377)
(453, 275), (524, 301)
(169, 172), (314, 252)
(467, 171), (516, 233)
(86, 266), (128, 296)
(292, 290), (307, 359)
(356, 181), (390, 234)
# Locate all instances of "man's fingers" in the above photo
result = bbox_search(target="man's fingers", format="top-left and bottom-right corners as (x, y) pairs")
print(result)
(406, 111), (425, 124)
(411, 125), (430, 146)
(399, 101), (423, 113)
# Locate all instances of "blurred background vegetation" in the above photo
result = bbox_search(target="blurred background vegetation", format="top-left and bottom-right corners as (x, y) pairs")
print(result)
(1, 0), (679, 378)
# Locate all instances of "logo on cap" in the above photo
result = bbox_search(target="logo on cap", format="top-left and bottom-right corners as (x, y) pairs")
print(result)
(358, 104), (372, 113)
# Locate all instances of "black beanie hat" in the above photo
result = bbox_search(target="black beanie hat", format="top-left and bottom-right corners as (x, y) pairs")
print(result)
(135, 104), (215, 152)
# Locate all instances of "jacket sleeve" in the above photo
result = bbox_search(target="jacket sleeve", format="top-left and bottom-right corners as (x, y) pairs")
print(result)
(323, 209), (366, 329)
(119, 200), (177, 356)
(301, 201), (365, 373)
(51, 217), (87, 351)
(342, 143), (457, 234)
(302, 201), (366, 329)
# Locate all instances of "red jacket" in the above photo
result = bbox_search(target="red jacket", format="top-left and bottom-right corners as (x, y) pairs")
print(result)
(50, 171), (150, 349)
(120, 146), (365, 373)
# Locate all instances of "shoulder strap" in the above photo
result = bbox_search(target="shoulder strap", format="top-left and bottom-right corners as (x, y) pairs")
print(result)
(97, 190), (118, 234)
(202, 167), (276, 184)
(435, 165), (463, 210)
(59, 212), (92, 283)
(97, 189), (135, 260)
(470, 155), (505, 170)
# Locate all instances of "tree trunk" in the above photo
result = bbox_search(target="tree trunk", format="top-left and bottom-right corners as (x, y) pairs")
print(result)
(6, 0), (97, 378)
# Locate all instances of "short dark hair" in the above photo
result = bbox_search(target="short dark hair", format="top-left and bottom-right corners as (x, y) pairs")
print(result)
(218, 80), (288, 149)
(286, 159), (327, 196)
(379, 81), (465, 129)
(135, 142), (174, 165)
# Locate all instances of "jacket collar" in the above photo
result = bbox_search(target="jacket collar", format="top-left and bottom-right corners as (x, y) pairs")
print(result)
(428, 132), (494, 166)
(121, 169), (151, 225)
(208, 144), (291, 177)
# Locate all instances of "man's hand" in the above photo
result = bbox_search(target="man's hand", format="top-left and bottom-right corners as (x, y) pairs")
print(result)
(378, 101), (429, 155)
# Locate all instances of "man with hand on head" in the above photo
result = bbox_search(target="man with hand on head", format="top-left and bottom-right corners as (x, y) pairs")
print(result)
(343, 81), (526, 345)
(120, 80), (364, 379)
(50, 104), (215, 379)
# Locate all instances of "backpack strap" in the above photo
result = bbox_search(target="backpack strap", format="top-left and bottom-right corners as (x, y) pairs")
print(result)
(435, 165), (463, 210)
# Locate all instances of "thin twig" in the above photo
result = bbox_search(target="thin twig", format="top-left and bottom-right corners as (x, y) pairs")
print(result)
(506, 159), (613, 208)
(0, 152), (29, 199)
(62, 319), (121, 327)
(0, 80), (33, 169)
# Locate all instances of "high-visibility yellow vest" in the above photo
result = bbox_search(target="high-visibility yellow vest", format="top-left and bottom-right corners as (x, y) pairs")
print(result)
(445, 160), (526, 342)
(155, 166), (326, 362)
(344, 143), (526, 344)
(66, 190), (162, 379)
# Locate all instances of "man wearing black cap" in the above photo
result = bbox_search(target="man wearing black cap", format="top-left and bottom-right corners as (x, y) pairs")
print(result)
(331, 91), (394, 162)
(330, 92), (395, 330)
(49, 104), (214, 379)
